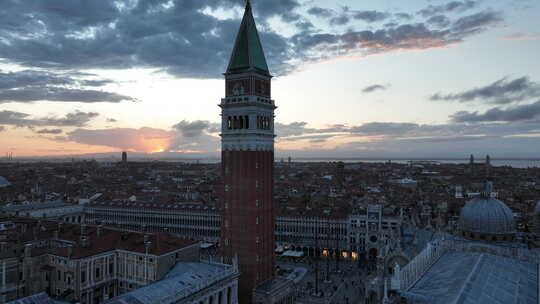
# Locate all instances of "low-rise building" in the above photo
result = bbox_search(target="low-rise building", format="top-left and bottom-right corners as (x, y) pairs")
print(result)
(0, 219), (201, 304)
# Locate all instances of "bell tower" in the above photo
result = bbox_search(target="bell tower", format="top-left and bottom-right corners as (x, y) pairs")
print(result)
(220, 1), (276, 303)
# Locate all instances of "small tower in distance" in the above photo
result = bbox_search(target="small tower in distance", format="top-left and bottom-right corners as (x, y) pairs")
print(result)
(121, 151), (127, 163)
(486, 154), (491, 177)
(469, 154), (474, 175)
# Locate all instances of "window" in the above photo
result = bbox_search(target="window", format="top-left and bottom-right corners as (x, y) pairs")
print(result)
(109, 263), (114, 275)
(95, 268), (100, 280)
(57, 270), (61, 280)
(81, 271), (86, 283)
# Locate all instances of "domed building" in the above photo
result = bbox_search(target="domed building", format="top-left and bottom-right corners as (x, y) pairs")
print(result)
(0, 176), (10, 188)
(458, 181), (515, 242)
(388, 181), (539, 304)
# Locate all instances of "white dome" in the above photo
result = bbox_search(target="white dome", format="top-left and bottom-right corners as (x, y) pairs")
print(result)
(459, 196), (515, 235)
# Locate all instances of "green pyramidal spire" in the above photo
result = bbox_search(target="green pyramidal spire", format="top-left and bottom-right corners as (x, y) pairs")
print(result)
(226, 0), (270, 74)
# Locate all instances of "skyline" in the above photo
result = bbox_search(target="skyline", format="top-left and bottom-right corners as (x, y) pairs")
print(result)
(1, 0), (540, 158)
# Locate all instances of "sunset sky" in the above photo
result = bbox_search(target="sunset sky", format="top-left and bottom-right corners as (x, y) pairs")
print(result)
(1, 0), (540, 158)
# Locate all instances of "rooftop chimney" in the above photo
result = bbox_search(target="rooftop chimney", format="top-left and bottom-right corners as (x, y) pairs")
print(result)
(80, 235), (89, 248)
(67, 245), (73, 258)
(97, 225), (103, 237)
(144, 240), (152, 254)
(24, 243), (32, 258)
(80, 224), (89, 247)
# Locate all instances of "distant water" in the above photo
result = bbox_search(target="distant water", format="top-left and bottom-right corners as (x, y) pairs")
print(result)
(5, 158), (540, 168)
(287, 159), (540, 168)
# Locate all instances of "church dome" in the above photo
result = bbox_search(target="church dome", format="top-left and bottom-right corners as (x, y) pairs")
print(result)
(459, 182), (515, 240)
(0, 176), (10, 188)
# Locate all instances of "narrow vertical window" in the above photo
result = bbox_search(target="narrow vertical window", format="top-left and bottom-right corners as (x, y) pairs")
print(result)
(245, 115), (249, 129)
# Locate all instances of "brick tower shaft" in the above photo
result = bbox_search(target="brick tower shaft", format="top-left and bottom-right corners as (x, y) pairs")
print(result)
(220, 2), (276, 303)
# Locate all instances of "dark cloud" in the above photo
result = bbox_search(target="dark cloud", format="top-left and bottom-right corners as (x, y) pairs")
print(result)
(0, 0), (301, 78)
(419, 1), (477, 17)
(172, 120), (220, 138)
(427, 15), (451, 27)
(451, 11), (502, 35)
(275, 122), (347, 138)
(395, 13), (413, 20)
(291, 10), (501, 63)
(350, 122), (420, 136)
(431, 76), (540, 104)
(0, 110), (99, 127)
(106, 118), (118, 123)
(0, 1), (503, 78)
(281, 134), (337, 142)
(307, 7), (334, 18)
(330, 14), (350, 26)
(32, 117), (540, 157)
(0, 70), (135, 103)
(0, 87), (136, 104)
(352, 10), (389, 23)
(502, 32), (540, 40)
(362, 84), (387, 93)
(451, 100), (540, 122)
(36, 128), (63, 134)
